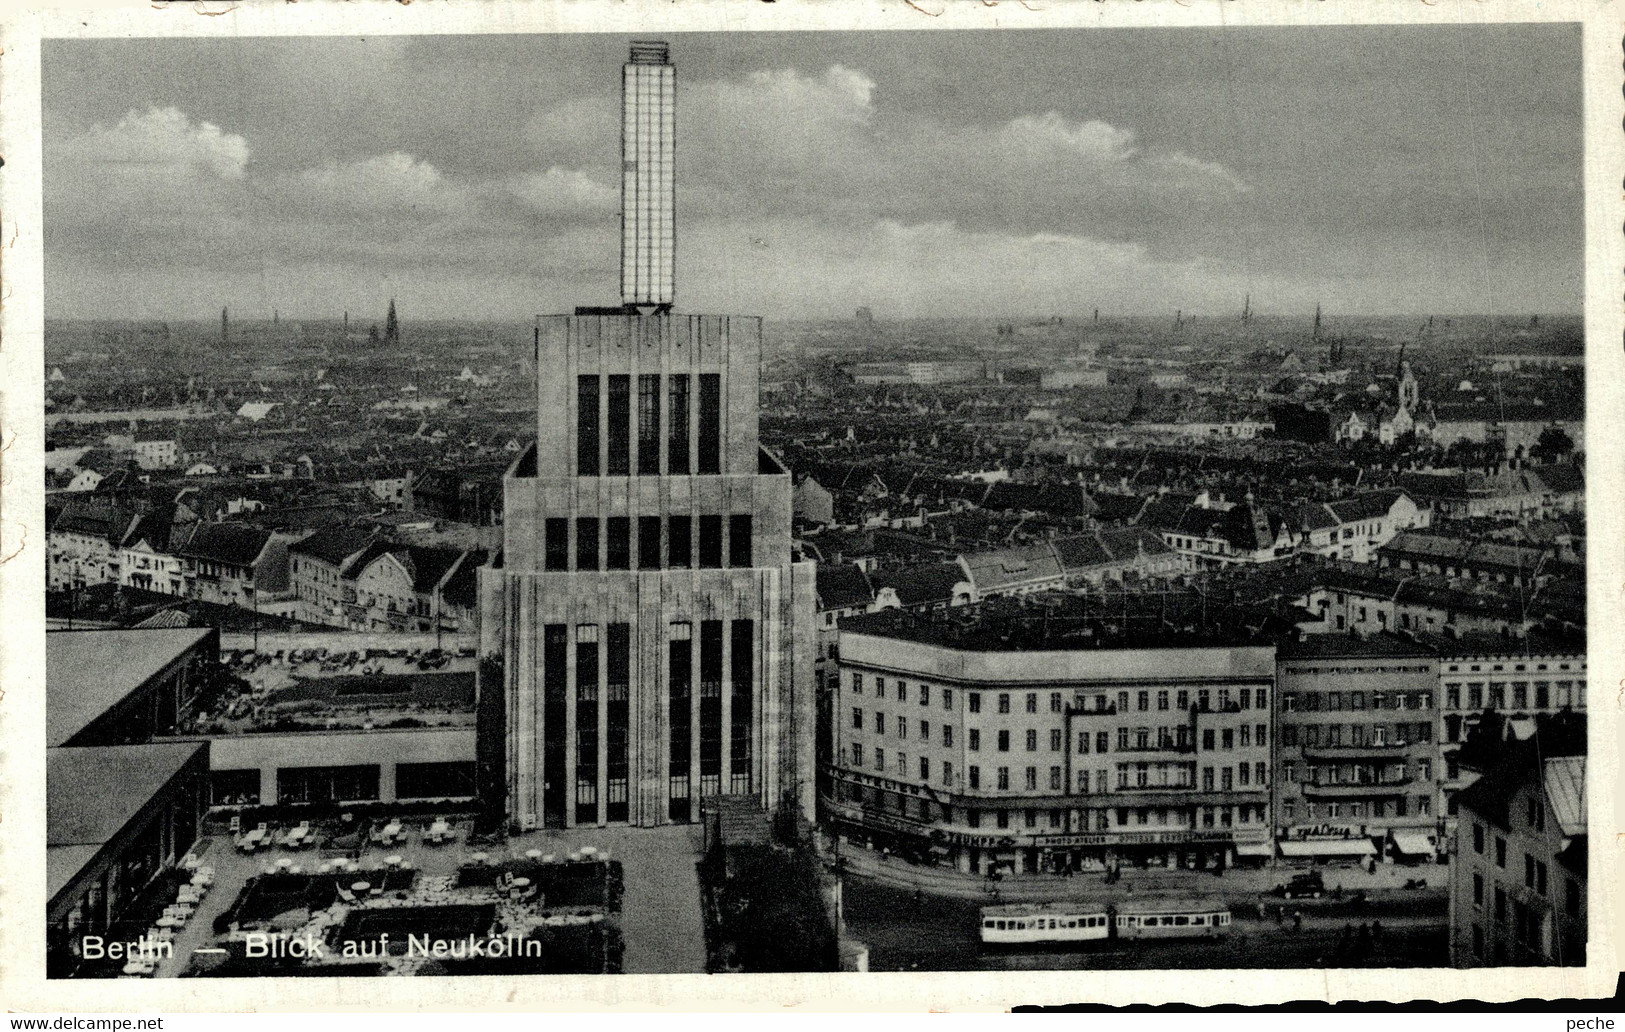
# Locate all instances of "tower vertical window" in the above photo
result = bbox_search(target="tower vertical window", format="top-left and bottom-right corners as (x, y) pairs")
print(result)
(699, 620), (724, 797)
(668, 515), (693, 569)
(668, 374), (691, 474)
(606, 517), (631, 570)
(606, 623), (631, 822)
(607, 375), (631, 475)
(576, 517), (600, 571)
(668, 623), (692, 821)
(637, 374), (661, 475)
(639, 515), (662, 569)
(544, 518), (569, 572)
(698, 515), (723, 568)
(729, 515), (753, 567)
(576, 375), (600, 475)
(698, 373), (721, 474)
(730, 619), (754, 793)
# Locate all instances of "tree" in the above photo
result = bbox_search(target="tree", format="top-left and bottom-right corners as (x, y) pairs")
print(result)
(1533, 426), (1574, 461)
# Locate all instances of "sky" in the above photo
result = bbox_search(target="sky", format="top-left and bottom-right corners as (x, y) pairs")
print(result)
(43, 26), (1583, 322)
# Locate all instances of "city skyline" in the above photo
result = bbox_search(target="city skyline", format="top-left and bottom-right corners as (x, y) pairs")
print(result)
(44, 26), (1582, 323)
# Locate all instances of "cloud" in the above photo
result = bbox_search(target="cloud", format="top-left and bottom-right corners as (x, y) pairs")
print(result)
(1001, 112), (1141, 162)
(506, 167), (617, 215)
(58, 105), (250, 179)
(283, 152), (455, 212)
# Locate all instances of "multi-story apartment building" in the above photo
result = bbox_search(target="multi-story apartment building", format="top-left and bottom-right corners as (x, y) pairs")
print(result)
(1448, 735), (1586, 967)
(1273, 634), (1442, 863)
(1430, 630), (1587, 826)
(824, 599), (1277, 876)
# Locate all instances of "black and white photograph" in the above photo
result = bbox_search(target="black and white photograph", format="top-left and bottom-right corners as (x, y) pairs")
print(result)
(12, 5), (1617, 1007)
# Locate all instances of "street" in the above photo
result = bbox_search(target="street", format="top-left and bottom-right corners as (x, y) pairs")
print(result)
(840, 877), (1449, 972)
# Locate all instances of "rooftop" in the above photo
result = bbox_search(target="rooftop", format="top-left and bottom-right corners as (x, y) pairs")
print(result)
(840, 594), (1297, 653)
(48, 741), (208, 902)
(47, 627), (215, 747)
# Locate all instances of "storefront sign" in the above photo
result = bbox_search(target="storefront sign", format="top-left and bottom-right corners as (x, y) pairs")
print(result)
(1291, 823), (1368, 840)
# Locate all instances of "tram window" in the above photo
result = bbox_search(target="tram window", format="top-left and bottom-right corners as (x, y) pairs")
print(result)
(1221, 914), (1231, 925)
(983, 920), (995, 929)
(1047, 919), (1057, 929)
(1193, 916), (1206, 925)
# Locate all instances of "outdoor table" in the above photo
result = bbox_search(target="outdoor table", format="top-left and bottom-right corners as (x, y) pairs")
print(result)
(525, 849), (543, 860)
(542, 854), (556, 863)
(262, 866), (277, 876)
(276, 858), (293, 869)
(155, 916), (177, 929)
(510, 877), (531, 888)
(352, 882), (371, 895)
(579, 846), (597, 856)
(472, 852), (489, 864)
(386, 855), (403, 868)
(123, 962), (151, 976)
(190, 874), (212, 887)
(430, 820), (450, 834)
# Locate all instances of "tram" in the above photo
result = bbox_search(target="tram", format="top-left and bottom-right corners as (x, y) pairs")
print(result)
(979, 903), (1112, 945)
(979, 898), (1231, 946)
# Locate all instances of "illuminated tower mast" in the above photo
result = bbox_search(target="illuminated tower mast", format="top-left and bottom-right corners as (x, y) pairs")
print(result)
(621, 41), (676, 314)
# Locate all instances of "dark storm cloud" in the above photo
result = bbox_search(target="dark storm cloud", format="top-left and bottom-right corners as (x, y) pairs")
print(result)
(43, 26), (1580, 320)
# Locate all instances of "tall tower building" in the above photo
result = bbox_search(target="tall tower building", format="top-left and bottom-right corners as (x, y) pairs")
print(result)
(621, 41), (676, 313)
(477, 42), (816, 832)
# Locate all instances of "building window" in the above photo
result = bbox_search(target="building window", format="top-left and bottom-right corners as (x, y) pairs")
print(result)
(1096, 731), (1109, 754)
(545, 518), (569, 571)
(697, 373), (721, 474)
(1495, 836), (1507, 869)
(943, 688), (953, 711)
(969, 729), (980, 752)
(997, 767), (1010, 790)
(637, 374), (661, 475)
(667, 374), (691, 474)
(852, 708), (863, 730)
(1050, 729), (1062, 752)
(729, 515), (753, 567)
(851, 743), (863, 767)
(1473, 823), (1485, 854)
(606, 374), (631, 476)
(577, 375), (600, 475)
(576, 517), (600, 570)
(943, 761), (953, 786)
(1051, 692), (1063, 713)
(1024, 693), (1037, 714)
(606, 517), (631, 570)
(969, 766), (980, 790)
(668, 515), (692, 569)
(1026, 729), (1038, 752)
(969, 694), (982, 714)
(1025, 767), (1037, 791)
(875, 747), (885, 771)
(1157, 690), (1169, 711)
(943, 725), (954, 748)
(639, 516), (662, 570)
(698, 515), (723, 568)
(920, 756), (930, 781)
(998, 730), (1010, 752)
(998, 693), (1011, 714)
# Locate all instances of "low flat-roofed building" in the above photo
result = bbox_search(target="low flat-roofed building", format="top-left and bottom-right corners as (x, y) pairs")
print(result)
(47, 627), (217, 747)
(47, 741), (210, 977)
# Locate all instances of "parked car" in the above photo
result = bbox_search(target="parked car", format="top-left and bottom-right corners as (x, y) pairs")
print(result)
(1281, 871), (1325, 899)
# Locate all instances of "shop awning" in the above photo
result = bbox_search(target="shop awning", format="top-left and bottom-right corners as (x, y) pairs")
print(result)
(1388, 830), (1436, 856)
(1234, 841), (1274, 857)
(1278, 838), (1377, 858)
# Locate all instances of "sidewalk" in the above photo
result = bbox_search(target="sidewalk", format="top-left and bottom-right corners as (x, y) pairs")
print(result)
(829, 842), (1443, 904)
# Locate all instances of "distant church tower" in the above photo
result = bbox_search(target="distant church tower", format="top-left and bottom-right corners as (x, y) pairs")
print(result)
(1398, 360), (1419, 414)
(476, 41), (816, 833)
(385, 299), (400, 346)
(221, 307), (229, 344)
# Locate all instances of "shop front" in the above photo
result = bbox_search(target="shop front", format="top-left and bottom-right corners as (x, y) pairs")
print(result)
(1386, 828), (1439, 864)
(1277, 823), (1380, 865)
